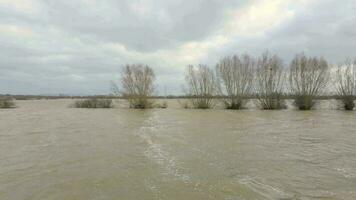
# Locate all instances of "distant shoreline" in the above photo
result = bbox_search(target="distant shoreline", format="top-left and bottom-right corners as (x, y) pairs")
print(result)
(1, 94), (354, 100)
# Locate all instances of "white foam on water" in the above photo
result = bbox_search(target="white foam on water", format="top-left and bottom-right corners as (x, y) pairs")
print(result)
(138, 112), (191, 184)
(144, 179), (162, 200)
(335, 167), (356, 178)
(236, 176), (295, 200)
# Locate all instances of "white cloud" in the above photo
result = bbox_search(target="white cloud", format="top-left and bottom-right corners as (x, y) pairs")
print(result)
(0, 0), (42, 15)
(225, 0), (296, 36)
(0, 24), (35, 38)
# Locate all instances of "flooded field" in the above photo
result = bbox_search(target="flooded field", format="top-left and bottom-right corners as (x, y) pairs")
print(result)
(0, 99), (356, 200)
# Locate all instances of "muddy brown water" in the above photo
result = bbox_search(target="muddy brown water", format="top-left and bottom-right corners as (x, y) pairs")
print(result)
(0, 99), (355, 200)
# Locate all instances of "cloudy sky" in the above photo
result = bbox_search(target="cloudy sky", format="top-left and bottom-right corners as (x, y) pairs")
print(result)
(0, 0), (355, 95)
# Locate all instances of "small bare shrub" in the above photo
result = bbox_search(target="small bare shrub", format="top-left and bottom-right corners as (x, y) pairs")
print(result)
(154, 101), (168, 109)
(216, 54), (254, 109)
(0, 97), (15, 108)
(255, 52), (286, 109)
(74, 98), (113, 108)
(289, 54), (329, 110)
(184, 65), (218, 109)
(335, 58), (356, 110)
(121, 64), (155, 109)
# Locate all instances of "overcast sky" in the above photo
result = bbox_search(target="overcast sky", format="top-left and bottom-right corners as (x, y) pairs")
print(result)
(0, 0), (355, 95)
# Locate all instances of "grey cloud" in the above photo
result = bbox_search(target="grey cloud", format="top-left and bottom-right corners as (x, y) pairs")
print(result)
(0, 0), (356, 95)
(252, 0), (354, 63)
(1, 0), (246, 94)
(40, 0), (243, 52)
(203, 0), (356, 66)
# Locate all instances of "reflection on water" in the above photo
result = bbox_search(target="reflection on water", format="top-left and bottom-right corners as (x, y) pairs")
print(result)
(0, 99), (355, 200)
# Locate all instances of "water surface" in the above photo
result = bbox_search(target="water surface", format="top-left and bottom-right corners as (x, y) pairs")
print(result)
(0, 100), (355, 199)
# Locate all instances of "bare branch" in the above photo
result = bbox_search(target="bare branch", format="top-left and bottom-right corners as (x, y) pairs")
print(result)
(335, 58), (356, 110)
(216, 54), (254, 109)
(255, 52), (286, 109)
(184, 64), (218, 109)
(121, 64), (156, 109)
(289, 53), (329, 110)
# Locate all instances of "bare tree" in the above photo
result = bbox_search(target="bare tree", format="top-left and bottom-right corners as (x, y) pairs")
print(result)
(335, 58), (356, 110)
(289, 54), (329, 110)
(255, 52), (286, 109)
(216, 54), (254, 109)
(121, 64), (155, 109)
(184, 64), (218, 109)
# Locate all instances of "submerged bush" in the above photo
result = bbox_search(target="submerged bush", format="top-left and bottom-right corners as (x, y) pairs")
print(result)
(121, 64), (156, 109)
(335, 59), (356, 110)
(216, 54), (254, 109)
(74, 98), (113, 108)
(338, 96), (354, 110)
(289, 54), (329, 110)
(0, 97), (15, 108)
(293, 95), (315, 110)
(154, 101), (168, 109)
(255, 52), (286, 110)
(177, 99), (190, 109)
(184, 65), (218, 109)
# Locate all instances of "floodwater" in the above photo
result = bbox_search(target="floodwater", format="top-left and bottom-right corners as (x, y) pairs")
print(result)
(0, 99), (355, 200)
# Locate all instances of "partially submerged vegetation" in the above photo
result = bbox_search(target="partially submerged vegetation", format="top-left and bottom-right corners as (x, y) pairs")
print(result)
(255, 52), (286, 110)
(289, 54), (329, 110)
(4, 53), (356, 112)
(216, 54), (254, 109)
(154, 101), (168, 109)
(0, 97), (15, 108)
(184, 65), (218, 109)
(177, 99), (191, 109)
(121, 64), (156, 109)
(335, 59), (356, 110)
(74, 98), (113, 108)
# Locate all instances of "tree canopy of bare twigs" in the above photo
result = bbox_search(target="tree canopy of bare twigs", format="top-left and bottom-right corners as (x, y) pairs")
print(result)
(121, 64), (155, 109)
(184, 64), (218, 109)
(216, 54), (254, 109)
(335, 58), (356, 110)
(289, 54), (329, 110)
(255, 52), (286, 109)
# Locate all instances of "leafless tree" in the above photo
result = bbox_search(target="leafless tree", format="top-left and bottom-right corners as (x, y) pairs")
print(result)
(121, 64), (155, 109)
(216, 54), (254, 109)
(255, 52), (286, 109)
(184, 64), (218, 109)
(335, 58), (356, 110)
(289, 54), (329, 110)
